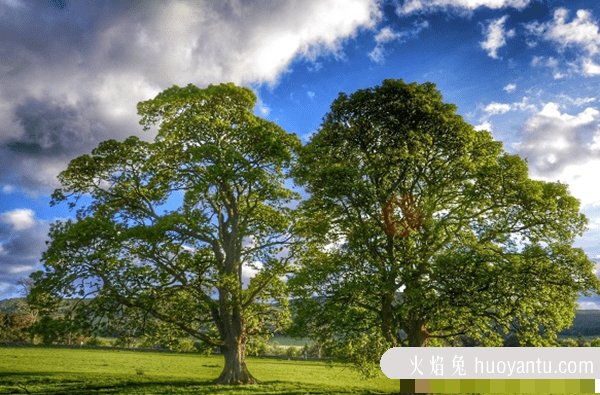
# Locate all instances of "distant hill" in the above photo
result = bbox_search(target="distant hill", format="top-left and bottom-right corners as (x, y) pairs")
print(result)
(0, 298), (27, 314)
(557, 310), (600, 337)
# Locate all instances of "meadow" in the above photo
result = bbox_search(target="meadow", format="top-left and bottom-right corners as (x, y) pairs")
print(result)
(0, 347), (400, 394)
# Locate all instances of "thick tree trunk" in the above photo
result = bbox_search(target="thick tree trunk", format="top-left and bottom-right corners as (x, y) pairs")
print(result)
(214, 337), (258, 384)
(213, 294), (258, 384)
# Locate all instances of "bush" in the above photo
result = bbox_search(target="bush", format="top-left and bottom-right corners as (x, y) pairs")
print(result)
(171, 338), (196, 353)
(577, 334), (589, 347)
(591, 338), (600, 347)
(269, 344), (285, 356)
(194, 341), (214, 355)
(561, 338), (578, 347)
(86, 337), (107, 347)
(285, 346), (302, 357)
(247, 338), (269, 356)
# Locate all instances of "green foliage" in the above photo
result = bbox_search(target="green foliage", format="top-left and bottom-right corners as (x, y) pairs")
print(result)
(28, 82), (302, 384)
(86, 336), (107, 347)
(289, 79), (600, 373)
(327, 332), (392, 379)
(284, 346), (302, 357)
(0, 311), (37, 342)
(561, 338), (578, 347)
(577, 333), (590, 347)
(590, 337), (600, 347)
(246, 336), (270, 356)
(28, 315), (76, 345)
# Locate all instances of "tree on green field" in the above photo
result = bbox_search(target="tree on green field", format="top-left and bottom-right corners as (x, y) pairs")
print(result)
(289, 79), (600, 374)
(28, 83), (300, 384)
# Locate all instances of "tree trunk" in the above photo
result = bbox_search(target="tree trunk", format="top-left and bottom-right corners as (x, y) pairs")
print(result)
(213, 298), (258, 385)
(407, 321), (429, 347)
(214, 337), (258, 384)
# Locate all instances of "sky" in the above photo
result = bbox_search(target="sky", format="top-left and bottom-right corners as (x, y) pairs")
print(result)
(2, 0), (600, 307)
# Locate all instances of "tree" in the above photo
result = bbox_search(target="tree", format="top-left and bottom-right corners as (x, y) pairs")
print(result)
(29, 83), (300, 384)
(289, 79), (600, 373)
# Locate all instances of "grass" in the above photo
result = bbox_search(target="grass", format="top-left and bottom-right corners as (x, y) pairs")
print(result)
(0, 347), (400, 394)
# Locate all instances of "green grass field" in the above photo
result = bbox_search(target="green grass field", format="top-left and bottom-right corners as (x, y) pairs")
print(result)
(0, 347), (400, 394)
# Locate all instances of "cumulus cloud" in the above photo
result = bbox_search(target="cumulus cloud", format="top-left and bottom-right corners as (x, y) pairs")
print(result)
(511, 103), (600, 206)
(0, 209), (49, 293)
(395, 0), (531, 15)
(480, 15), (515, 59)
(583, 58), (600, 76)
(1, 209), (36, 231)
(484, 102), (511, 114)
(503, 83), (517, 92)
(368, 21), (429, 63)
(0, 0), (382, 195)
(474, 121), (493, 132)
(525, 8), (600, 77)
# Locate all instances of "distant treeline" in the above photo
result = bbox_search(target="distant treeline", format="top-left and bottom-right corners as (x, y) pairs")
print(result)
(2, 297), (600, 345)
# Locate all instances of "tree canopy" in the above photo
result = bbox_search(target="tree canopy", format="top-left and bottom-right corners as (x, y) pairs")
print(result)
(27, 78), (600, 384)
(289, 79), (600, 374)
(29, 83), (301, 384)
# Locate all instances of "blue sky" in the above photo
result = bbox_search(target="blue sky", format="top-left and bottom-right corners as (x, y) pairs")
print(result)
(2, 0), (600, 307)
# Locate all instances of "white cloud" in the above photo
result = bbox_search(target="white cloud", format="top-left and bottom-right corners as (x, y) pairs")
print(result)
(587, 217), (600, 230)
(511, 96), (537, 112)
(307, 91), (315, 99)
(480, 15), (515, 59)
(511, 103), (600, 207)
(375, 26), (402, 44)
(542, 9), (600, 55)
(529, 159), (600, 208)
(577, 300), (600, 309)
(256, 98), (271, 116)
(1, 209), (36, 231)
(583, 58), (600, 76)
(484, 102), (511, 114)
(526, 8), (600, 77)
(474, 121), (492, 131)
(503, 83), (517, 92)
(395, 0), (531, 15)
(555, 94), (596, 107)
(0, 0), (383, 194)
(368, 21), (429, 63)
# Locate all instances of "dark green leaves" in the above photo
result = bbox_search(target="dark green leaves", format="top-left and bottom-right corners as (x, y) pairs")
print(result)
(289, 79), (600, 371)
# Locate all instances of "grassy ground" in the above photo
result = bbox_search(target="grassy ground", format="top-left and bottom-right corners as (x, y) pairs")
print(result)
(0, 347), (399, 394)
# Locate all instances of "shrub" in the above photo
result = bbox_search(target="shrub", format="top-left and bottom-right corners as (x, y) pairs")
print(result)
(590, 338), (600, 347)
(172, 338), (196, 353)
(247, 338), (269, 356)
(285, 346), (302, 357)
(561, 338), (578, 347)
(269, 344), (285, 356)
(577, 334), (589, 347)
(86, 337), (107, 347)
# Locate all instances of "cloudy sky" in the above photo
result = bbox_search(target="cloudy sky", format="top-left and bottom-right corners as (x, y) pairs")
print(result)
(2, 0), (600, 307)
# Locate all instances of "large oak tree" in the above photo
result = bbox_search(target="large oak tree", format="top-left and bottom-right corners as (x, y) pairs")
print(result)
(289, 79), (600, 373)
(29, 83), (301, 384)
